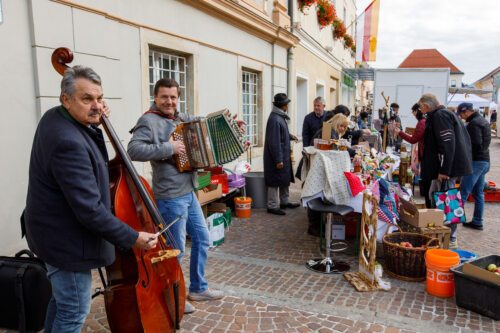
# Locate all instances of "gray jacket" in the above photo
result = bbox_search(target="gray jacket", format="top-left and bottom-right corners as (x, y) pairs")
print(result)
(128, 109), (198, 199)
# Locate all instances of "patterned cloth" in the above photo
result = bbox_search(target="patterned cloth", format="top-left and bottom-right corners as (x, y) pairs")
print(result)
(301, 148), (352, 205)
(375, 178), (399, 225)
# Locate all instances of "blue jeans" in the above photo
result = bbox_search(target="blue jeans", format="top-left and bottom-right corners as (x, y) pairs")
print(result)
(44, 264), (92, 333)
(460, 160), (490, 226)
(157, 192), (209, 293)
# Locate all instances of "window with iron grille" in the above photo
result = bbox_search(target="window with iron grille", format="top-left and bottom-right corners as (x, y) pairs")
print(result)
(149, 50), (188, 114)
(242, 70), (260, 146)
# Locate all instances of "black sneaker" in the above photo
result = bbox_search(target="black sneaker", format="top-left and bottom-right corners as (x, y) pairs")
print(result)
(462, 222), (483, 230)
(267, 208), (286, 215)
(280, 203), (301, 209)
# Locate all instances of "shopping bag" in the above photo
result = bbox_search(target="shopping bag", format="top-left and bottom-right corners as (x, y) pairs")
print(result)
(206, 213), (225, 247)
(432, 182), (466, 225)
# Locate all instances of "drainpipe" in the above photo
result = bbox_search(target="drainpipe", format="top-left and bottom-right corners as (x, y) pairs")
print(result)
(287, 0), (294, 99)
(286, 0), (295, 127)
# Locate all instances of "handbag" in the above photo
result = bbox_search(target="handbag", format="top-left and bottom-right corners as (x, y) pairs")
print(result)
(432, 181), (466, 224)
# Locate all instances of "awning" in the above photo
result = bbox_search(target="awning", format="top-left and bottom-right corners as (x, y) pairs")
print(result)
(447, 93), (491, 108)
(344, 68), (375, 81)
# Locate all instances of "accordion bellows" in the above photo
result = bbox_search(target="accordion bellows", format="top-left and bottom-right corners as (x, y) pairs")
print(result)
(173, 109), (246, 172)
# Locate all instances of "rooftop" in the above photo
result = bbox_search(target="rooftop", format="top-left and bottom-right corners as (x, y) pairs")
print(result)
(399, 48), (464, 74)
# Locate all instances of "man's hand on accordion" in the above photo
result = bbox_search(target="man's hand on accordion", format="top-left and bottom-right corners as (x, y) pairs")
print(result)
(169, 137), (186, 155)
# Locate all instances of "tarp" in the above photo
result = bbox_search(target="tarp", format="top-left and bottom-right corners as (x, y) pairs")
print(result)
(447, 93), (491, 108)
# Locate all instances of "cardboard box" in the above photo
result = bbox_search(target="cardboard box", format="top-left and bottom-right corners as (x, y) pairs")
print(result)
(208, 203), (232, 228)
(207, 202), (227, 213)
(399, 197), (443, 228)
(463, 262), (500, 284)
(196, 183), (222, 205)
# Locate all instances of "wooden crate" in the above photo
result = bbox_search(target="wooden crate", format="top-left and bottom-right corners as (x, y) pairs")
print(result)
(398, 220), (451, 249)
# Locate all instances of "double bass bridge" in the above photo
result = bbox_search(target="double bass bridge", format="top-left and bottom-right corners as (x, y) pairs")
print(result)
(150, 249), (181, 264)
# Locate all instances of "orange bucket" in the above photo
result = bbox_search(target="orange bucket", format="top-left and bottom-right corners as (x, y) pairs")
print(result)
(425, 249), (460, 298)
(234, 196), (252, 218)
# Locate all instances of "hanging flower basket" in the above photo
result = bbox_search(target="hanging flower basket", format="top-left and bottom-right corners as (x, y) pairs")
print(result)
(332, 19), (346, 39)
(351, 44), (356, 53)
(298, 0), (316, 13)
(316, 0), (336, 29)
(344, 34), (354, 48)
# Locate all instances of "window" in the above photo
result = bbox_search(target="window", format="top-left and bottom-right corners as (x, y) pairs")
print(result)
(242, 70), (260, 146)
(149, 50), (188, 113)
(316, 83), (325, 99)
(451, 79), (457, 88)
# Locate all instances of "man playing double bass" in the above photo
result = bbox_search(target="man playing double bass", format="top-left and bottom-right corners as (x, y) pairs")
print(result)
(23, 66), (158, 333)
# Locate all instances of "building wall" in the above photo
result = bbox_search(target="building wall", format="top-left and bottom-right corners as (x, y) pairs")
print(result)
(450, 73), (464, 88)
(0, 0), (39, 255)
(474, 77), (494, 101)
(0, 0), (296, 255)
(291, 0), (356, 147)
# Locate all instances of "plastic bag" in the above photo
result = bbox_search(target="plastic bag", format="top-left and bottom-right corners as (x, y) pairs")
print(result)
(234, 161), (251, 175)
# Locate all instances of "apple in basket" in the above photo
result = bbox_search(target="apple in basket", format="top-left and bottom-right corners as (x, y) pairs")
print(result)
(399, 241), (413, 248)
(487, 264), (497, 272)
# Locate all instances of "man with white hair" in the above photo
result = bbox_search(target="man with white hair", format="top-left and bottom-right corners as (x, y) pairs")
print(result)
(302, 96), (327, 147)
(418, 93), (472, 249)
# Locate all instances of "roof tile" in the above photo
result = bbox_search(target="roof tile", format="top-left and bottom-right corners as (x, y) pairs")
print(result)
(398, 49), (463, 74)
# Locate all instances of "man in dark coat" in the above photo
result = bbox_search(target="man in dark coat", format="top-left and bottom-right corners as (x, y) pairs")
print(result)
(264, 93), (300, 215)
(418, 93), (472, 249)
(24, 66), (157, 332)
(457, 102), (491, 230)
(302, 96), (326, 147)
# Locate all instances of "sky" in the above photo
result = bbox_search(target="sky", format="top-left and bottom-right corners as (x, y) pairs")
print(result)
(356, 0), (500, 83)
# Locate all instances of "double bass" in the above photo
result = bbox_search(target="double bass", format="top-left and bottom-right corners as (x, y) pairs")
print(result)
(51, 47), (186, 332)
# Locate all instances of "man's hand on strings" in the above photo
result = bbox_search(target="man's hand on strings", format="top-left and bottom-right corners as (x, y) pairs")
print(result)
(135, 231), (158, 250)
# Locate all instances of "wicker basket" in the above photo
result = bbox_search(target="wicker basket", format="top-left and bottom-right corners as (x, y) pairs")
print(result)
(382, 231), (440, 282)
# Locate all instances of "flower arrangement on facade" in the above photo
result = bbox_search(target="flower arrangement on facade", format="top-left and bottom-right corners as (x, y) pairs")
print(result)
(298, 0), (316, 13)
(343, 34), (354, 48)
(351, 44), (356, 53)
(316, 0), (336, 29)
(332, 19), (346, 39)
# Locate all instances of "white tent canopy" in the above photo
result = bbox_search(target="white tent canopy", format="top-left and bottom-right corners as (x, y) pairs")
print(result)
(447, 93), (491, 108)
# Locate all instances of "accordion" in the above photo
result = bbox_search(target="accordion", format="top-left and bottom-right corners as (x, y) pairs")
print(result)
(172, 109), (247, 172)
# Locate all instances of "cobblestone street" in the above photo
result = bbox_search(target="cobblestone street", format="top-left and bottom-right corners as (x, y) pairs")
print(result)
(81, 137), (500, 333)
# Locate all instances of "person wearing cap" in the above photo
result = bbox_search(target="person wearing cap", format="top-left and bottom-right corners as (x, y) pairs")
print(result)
(456, 102), (491, 231)
(264, 93), (300, 215)
(418, 94), (472, 249)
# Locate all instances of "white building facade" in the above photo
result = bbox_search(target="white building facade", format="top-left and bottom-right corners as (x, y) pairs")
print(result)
(0, 0), (298, 254)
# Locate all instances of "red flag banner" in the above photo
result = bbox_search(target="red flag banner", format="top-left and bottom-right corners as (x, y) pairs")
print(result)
(356, 0), (380, 62)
